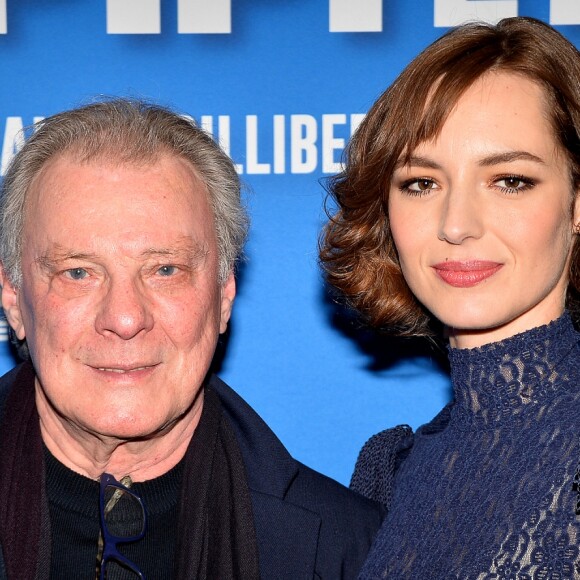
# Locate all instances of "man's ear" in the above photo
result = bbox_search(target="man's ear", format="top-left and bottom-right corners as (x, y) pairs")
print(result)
(219, 271), (236, 334)
(0, 265), (25, 340)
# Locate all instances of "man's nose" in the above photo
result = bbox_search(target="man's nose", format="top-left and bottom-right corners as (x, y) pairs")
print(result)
(437, 186), (484, 245)
(95, 276), (154, 339)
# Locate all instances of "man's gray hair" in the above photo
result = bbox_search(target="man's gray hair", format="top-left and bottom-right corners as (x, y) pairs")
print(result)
(0, 98), (248, 288)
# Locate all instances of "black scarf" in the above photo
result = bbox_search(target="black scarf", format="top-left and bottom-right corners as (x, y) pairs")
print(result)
(0, 363), (260, 579)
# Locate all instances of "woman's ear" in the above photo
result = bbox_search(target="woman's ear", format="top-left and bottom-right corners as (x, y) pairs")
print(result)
(573, 186), (580, 234)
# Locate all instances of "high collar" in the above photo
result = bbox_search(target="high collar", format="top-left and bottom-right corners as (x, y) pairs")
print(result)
(447, 313), (579, 428)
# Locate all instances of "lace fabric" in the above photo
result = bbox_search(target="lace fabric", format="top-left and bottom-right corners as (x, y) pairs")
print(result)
(360, 314), (580, 579)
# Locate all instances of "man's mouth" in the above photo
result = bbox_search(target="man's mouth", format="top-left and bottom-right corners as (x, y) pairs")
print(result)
(95, 365), (156, 374)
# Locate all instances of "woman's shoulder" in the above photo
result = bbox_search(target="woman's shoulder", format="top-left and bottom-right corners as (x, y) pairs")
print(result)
(350, 403), (453, 506)
(349, 424), (413, 507)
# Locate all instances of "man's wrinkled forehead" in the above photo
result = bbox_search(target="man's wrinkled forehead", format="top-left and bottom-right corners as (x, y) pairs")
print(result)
(20, 152), (216, 259)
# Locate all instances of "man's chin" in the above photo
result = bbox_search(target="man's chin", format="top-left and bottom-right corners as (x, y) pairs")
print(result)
(84, 414), (175, 442)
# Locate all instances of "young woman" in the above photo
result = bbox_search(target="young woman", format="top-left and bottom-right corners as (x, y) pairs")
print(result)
(320, 17), (580, 578)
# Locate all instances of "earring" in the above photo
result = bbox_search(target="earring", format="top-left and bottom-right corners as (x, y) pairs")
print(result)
(575, 223), (580, 234)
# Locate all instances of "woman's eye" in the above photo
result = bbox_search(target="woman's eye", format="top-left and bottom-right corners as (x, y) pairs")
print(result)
(495, 175), (534, 193)
(64, 268), (88, 280)
(400, 178), (438, 195)
(502, 177), (522, 188)
(158, 265), (177, 276)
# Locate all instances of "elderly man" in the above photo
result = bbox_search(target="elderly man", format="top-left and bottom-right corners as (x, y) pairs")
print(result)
(0, 100), (382, 579)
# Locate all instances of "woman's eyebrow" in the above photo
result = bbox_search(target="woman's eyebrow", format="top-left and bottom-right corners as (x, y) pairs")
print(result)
(395, 151), (546, 170)
(395, 156), (443, 170)
(478, 151), (545, 166)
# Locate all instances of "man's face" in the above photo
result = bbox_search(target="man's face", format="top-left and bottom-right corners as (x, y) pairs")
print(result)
(1, 154), (235, 440)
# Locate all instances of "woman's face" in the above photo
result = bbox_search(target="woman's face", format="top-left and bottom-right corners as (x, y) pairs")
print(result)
(389, 71), (580, 349)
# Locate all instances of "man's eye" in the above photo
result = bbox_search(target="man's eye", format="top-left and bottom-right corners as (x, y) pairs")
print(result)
(65, 268), (88, 280)
(158, 265), (177, 276)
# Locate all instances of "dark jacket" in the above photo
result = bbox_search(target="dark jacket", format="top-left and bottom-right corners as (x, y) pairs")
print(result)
(0, 368), (384, 579)
(209, 375), (384, 579)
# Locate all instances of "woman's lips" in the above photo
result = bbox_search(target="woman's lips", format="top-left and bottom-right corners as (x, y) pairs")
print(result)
(432, 261), (503, 287)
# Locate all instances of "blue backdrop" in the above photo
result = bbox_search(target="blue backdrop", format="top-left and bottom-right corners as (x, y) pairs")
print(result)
(0, 0), (578, 485)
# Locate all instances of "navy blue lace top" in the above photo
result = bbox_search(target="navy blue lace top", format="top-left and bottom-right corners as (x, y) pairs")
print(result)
(355, 314), (580, 579)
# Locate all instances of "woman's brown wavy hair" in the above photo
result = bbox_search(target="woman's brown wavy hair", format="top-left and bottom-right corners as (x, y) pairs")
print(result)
(320, 17), (580, 336)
